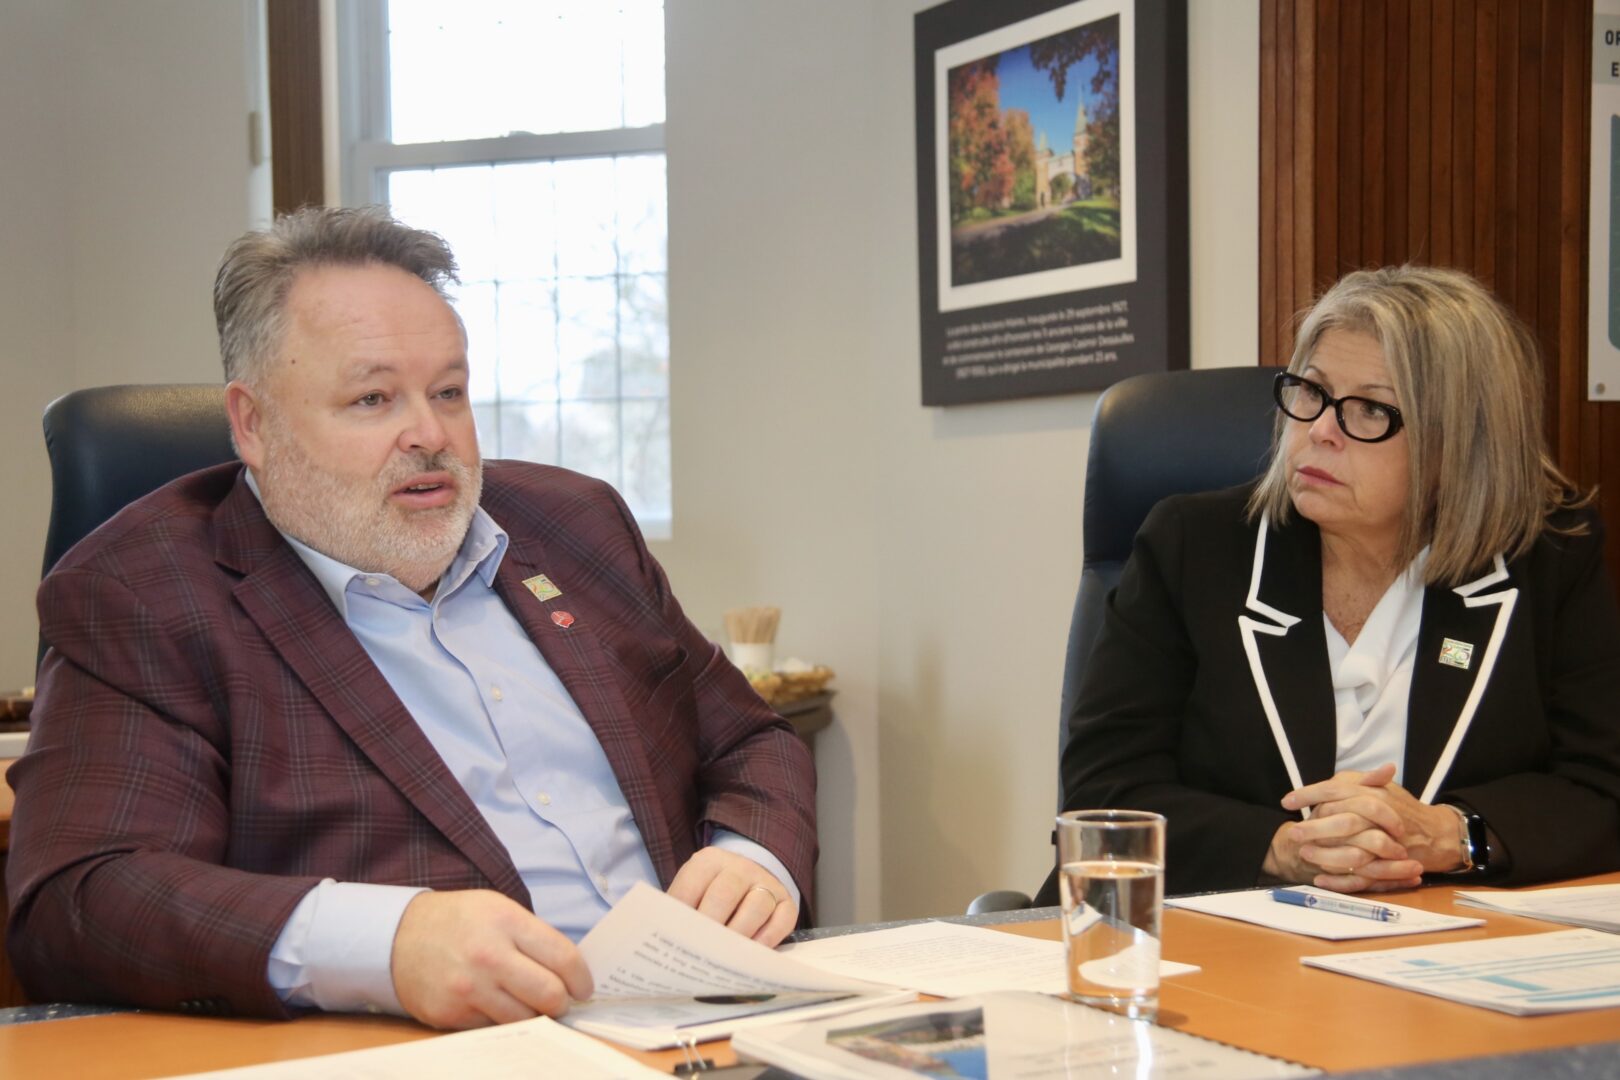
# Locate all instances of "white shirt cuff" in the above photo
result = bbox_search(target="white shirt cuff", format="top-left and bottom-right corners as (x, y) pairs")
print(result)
(266, 880), (428, 1015)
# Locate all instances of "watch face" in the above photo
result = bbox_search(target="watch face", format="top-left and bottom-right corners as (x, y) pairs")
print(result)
(1464, 813), (1490, 872)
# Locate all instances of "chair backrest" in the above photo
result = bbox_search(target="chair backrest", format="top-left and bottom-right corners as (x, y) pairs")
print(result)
(1058, 366), (1281, 766)
(41, 385), (236, 577)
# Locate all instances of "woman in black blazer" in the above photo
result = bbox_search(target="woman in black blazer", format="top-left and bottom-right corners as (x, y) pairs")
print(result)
(1054, 266), (1620, 897)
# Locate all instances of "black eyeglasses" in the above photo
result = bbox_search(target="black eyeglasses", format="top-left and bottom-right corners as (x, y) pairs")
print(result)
(1273, 372), (1404, 443)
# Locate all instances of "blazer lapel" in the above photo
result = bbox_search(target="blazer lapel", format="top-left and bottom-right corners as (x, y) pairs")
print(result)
(1406, 555), (1518, 802)
(491, 537), (680, 884)
(213, 477), (527, 902)
(1237, 515), (1338, 791)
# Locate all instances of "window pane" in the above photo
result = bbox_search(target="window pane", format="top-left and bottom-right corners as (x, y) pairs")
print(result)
(559, 401), (621, 484)
(387, 1), (665, 144)
(620, 0), (667, 129)
(620, 273), (667, 399)
(450, 281), (499, 403)
(621, 399), (670, 524)
(554, 158), (620, 279)
(472, 402), (500, 456)
(492, 162), (556, 281)
(616, 155), (667, 273)
(387, 165), (498, 283)
(496, 281), (560, 403)
(557, 278), (620, 400)
(498, 402), (560, 465)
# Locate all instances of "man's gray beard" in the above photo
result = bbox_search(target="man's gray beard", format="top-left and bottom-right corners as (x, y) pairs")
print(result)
(255, 423), (483, 593)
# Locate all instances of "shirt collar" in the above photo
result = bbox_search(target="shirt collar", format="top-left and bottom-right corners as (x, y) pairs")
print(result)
(243, 467), (509, 618)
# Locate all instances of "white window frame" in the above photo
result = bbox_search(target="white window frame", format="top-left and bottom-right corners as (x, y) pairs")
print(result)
(334, 0), (671, 537)
(337, 1), (665, 204)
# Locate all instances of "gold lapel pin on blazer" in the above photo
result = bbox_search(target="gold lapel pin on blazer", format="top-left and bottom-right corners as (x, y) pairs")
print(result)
(1439, 638), (1474, 670)
(523, 574), (562, 602)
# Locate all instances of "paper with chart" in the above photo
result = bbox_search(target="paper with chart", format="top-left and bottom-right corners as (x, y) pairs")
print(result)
(1455, 884), (1620, 933)
(1300, 928), (1620, 1015)
(564, 882), (912, 1050)
(1167, 886), (1484, 940)
(783, 918), (1197, 997)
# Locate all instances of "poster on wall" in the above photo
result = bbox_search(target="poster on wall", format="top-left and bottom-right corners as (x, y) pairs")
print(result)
(915, 0), (1187, 406)
(1591, 0), (1620, 400)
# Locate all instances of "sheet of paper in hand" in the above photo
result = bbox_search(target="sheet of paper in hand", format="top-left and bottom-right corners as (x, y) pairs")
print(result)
(564, 883), (915, 1050)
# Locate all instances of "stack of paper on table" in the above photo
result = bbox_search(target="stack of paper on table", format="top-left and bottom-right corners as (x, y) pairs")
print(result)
(1166, 886), (1484, 939)
(570, 888), (1198, 1048)
(1300, 928), (1620, 1015)
(731, 991), (1317, 1079)
(782, 918), (1198, 997)
(1454, 883), (1620, 933)
(172, 1016), (665, 1079)
(564, 883), (915, 1050)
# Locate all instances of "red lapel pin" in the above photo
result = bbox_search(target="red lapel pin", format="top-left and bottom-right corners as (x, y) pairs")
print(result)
(551, 610), (576, 628)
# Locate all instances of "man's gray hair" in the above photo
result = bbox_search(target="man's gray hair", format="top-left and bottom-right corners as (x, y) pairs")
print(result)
(213, 205), (459, 385)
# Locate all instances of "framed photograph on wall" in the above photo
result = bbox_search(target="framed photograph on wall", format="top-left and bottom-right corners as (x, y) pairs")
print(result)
(916, 0), (1187, 406)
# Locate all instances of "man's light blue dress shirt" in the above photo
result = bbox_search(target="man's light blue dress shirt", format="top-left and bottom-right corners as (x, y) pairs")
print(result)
(250, 477), (796, 1014)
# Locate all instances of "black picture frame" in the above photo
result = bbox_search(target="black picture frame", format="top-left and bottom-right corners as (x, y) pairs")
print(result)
(915, 0), (1188, 406)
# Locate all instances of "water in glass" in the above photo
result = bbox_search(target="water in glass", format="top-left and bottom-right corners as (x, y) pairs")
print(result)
(1060, 858), (1164, 1017)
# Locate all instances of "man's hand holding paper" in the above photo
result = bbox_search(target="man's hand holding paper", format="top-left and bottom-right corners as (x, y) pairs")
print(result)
(668, 845), (798, 946)
(391, 890), (594, 1029)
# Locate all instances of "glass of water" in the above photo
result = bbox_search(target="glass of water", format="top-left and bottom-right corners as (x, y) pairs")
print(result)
(1056, 809), (1166, 1018)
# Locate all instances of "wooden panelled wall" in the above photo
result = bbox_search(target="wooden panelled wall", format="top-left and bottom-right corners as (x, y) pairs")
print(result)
(267, 0), (325, 215)
(1259, 0), (1620, 579)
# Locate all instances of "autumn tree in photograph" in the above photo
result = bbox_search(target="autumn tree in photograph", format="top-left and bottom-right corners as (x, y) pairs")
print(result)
(947, 59), (1014, 222)
(1003, 108), (1037, 211)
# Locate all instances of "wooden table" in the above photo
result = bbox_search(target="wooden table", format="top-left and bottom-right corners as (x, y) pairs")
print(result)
(0, 874), (1615, 1077)
(1078, 873), (1620, 1072)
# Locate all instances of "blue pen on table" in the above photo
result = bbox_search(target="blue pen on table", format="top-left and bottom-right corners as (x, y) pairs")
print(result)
(1270, 888), (1401, 922)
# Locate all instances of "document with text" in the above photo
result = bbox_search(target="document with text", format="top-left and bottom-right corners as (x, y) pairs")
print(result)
(731, 991), (1317, 1079)
(171, 1016), (664, 1079)
(1454, 883), (1620, 933)
(565, 882), (914, 1050)
(1301, 928), (1620, 1014)
(783, 919), (1197, 997)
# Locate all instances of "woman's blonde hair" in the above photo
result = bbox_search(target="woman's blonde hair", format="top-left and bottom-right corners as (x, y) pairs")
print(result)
(1246, 265), (1587, 586)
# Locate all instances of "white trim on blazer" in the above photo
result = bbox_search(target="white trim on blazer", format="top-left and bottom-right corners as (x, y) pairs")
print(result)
(1237, 519), (1518, 807)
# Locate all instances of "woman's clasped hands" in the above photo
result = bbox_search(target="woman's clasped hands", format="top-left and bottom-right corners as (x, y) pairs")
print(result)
(1262, 763), (1466, 892)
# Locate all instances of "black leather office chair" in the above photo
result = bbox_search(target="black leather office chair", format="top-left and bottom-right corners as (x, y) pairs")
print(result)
(41, 384), (235, 577)
(967, 366), (1281, 915)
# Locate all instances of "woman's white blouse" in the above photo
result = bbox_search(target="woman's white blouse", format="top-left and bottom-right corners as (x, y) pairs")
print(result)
(1325, 548), (1431, 781)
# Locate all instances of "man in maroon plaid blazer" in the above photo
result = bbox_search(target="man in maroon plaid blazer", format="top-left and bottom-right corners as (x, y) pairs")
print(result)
(5, 208), (816, 1028)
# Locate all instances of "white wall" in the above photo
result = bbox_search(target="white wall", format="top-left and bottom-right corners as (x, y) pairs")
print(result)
(0, 1), (76, 685)
(67, 1), (270, 390)
(660, 1), (888, 928)
(0, 0), (269, 687)
(659, 0), (1258, 922)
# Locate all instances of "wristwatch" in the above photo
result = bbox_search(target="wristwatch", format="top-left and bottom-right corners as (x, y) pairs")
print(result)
(1440, 803), (1492, 877)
